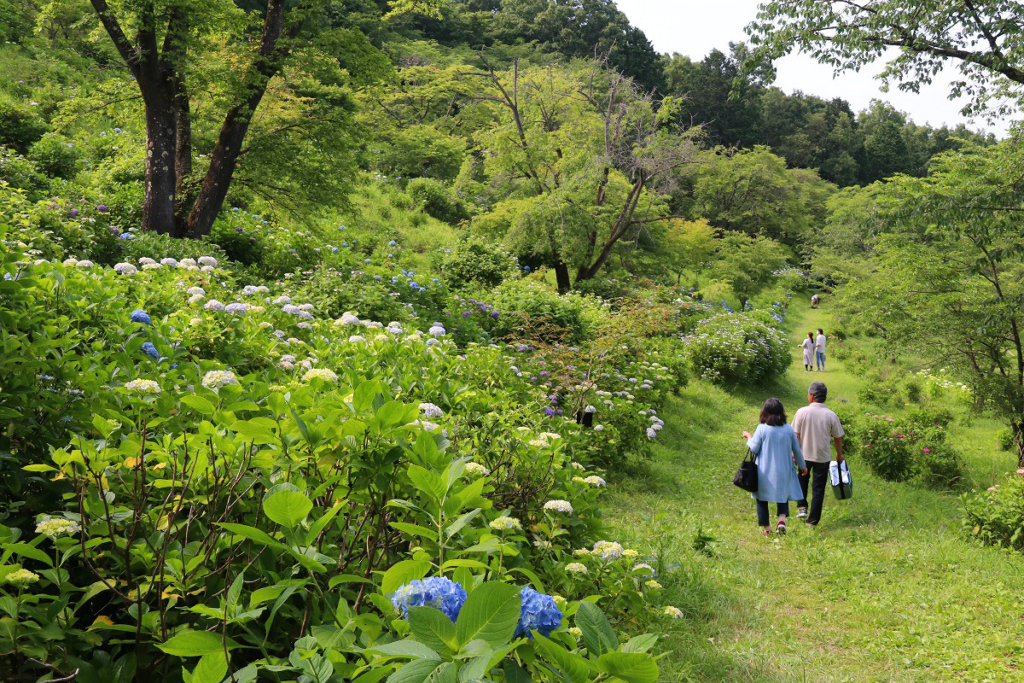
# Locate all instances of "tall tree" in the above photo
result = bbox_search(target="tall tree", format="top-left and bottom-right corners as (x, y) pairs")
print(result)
(87, 0), (440, 238)
(749, 1), (1024, 118)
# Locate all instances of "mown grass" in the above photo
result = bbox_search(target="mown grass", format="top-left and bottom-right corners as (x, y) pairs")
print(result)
(607, 299), (1024, 682)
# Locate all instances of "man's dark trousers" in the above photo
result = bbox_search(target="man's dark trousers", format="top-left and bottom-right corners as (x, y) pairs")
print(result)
(798, 461), (830, 525)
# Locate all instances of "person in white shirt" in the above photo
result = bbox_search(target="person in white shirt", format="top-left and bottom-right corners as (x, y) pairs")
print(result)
(792, 381), (845, 526)
(815, 328), (826, 371)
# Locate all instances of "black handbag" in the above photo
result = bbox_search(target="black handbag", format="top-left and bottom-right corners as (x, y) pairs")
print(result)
(732, 448), (759, 493)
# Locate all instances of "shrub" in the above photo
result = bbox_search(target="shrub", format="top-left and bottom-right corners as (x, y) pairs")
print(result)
(436, 233), (519, 288)
(0, 148), (49, 198)
(684, 313), (789, 384)
(962, 472), (1024, 551)
(858, 413), (916, 482)
(917, 444), (965, 488)
(407, 177), (469, 224)
(490, 280), (601, 344)
(209, 218), (265, 266)
(28, 132), (82, 179)
(0, 97), (47, 152)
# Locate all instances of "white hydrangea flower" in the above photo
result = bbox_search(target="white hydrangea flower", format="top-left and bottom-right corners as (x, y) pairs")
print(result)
(187, 286), (205, 297)
(428, 325), (446, 337)
(35, 517), (81, 537)
(565, 562), (588, 574)
(303, 368), (338, 383)
(592, 540), (624, 561)
(663, 606), (683, 619)
(114, 263), (137, 275)
(272, 295), (292, 306)
(178, 258), (197, 268)
(76, 260), (94, 268)
(204, 299), (224, 311)
(488, 517), (522, 531)
(335, 312), (360, 326)
(142, 263), (161, 271)
(418, 402), (444, 419)
(160, 258), (178, 266)
(348, 335), (366, 343)
(465, 462), (490, 476)
(583, 475), (606, 487)
(138, 257), (156, 265)
(198, 256), (218, 267)
(282, 304), (300, 315)
(201, 370), (238, 389)
(125, 379), (161, 394)
(543, 500), (573, 514)
(225, 303), (248, 315)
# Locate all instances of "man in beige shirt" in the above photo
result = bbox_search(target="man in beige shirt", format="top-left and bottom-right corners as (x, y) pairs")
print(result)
(791, 381), (844, 526)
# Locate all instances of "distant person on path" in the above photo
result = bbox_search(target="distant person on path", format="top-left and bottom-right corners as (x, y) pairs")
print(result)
(799, 332), (815, 371)
(811, 293), (820, 308)
(815, 328), (827, 371)
(792, 381), (845, 526)
(743, 399), (807, 537)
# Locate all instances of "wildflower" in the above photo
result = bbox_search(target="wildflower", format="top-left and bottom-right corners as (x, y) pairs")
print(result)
(198, 256), (218, 267)
(543, 500), (573, 514)
(583, 476), (607, 487)
(489, 517), (522, 531)
(592, 540), (624, 561)
(35, 517), (81, 537)
(130, 309), (151, 325)
(140, 342), (160, 360)
(569, 626), (583, 638)
(5, 568), (39, 588)
(225, 303), (247, 315)
(465, 462), (490, 476)
(565, 562), (588, 574)
(390, 577), (466, 622)
(1017, 468), (1024, 475)
(419, 402), (444, 419)
(125, 379), (160, 394)
(204, 299), (224, 311)
(201, 370), (238, 390)
(663, 606), (683, 619)
(515, 586), (563, 638)
(114, 263), (137, 275)
(303, 368), (338, 383)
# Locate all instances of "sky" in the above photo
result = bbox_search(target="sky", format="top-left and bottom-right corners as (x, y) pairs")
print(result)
(615, 0), (1011, 136)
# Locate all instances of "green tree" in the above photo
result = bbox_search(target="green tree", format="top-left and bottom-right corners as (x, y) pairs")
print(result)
(839, 140), (1024, 465)
(749, 1), (1024, 117)
(806, 183), (885, 284)
(82, 0), (437, 237)
(712, 233), (789, 309)
(692, 146), (835, 245)
(470, 60), (700, 292)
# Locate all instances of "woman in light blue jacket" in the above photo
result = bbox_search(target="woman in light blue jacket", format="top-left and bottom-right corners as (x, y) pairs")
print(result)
(742, 398), (807, 536)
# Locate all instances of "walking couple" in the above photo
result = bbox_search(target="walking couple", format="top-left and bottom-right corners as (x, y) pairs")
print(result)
(799, 328), (827, 372)
(741, 381), (845, 537)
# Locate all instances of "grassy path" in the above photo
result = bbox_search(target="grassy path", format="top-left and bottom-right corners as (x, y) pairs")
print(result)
(608, 299), (1024, 682)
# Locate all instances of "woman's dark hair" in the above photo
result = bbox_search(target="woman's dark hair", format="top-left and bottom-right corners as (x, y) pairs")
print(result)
(759, 398), (787, 427)
(807, 332), (814, 340)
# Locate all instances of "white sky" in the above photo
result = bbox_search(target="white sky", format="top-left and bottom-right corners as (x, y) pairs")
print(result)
(616, 0), (1012, 136)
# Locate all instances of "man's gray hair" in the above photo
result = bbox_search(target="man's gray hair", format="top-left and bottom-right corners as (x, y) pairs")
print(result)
(809, 381), (827, 403)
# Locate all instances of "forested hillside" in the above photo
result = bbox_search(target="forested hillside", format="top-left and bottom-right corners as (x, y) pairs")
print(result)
(2, 0), (1024, 681)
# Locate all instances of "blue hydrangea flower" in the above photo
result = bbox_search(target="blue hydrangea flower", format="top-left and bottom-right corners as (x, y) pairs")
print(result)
(141, 342), (159, 360)
(389, 240), (397, 246)
(130, 309), (151, 325)
(515, 587), (562, 639)
(390, 577), (467, 622)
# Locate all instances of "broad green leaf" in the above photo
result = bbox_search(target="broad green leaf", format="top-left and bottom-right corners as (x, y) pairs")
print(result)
(621, 633), (659, 653)
(443, 509), (481, 540)
(263, 491), (313, 528)
(218, 523), (282, 549)
(180, 395), (216, 415)
(5, 543), (53, 567)
(594, 651), (659, 683)
(453, 582), (520, 649)
(407, 606), (457, 657)
(191, 651), (228, 683)
(377, 400), (412, 429)
(575, 601), (618, 656)
(386, 658), (442, 683)
(366, 638), (441, 660)
(532, 633), (593, 683)
(381, 560), (431, 595)
(328, 574), (374, 588)
(390, 522), (439, 541)
(502, 660), (531, 683)
(157, 629), (238, 657)
(407, 465), (446, 503)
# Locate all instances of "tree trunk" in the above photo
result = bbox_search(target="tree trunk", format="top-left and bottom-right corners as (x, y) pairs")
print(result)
(554, 260), (572, 294)
(1013, 420), (1024, 468)
(186, 0), (288, 238)
(171, 69), (192, 235)
(140, 76), (178, 236)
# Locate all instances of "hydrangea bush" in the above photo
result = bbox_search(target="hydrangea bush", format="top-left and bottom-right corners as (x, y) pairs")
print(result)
(684, 312), (790, 384)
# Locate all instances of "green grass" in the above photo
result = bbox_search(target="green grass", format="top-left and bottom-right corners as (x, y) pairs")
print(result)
(607, 298), (1024, 682)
